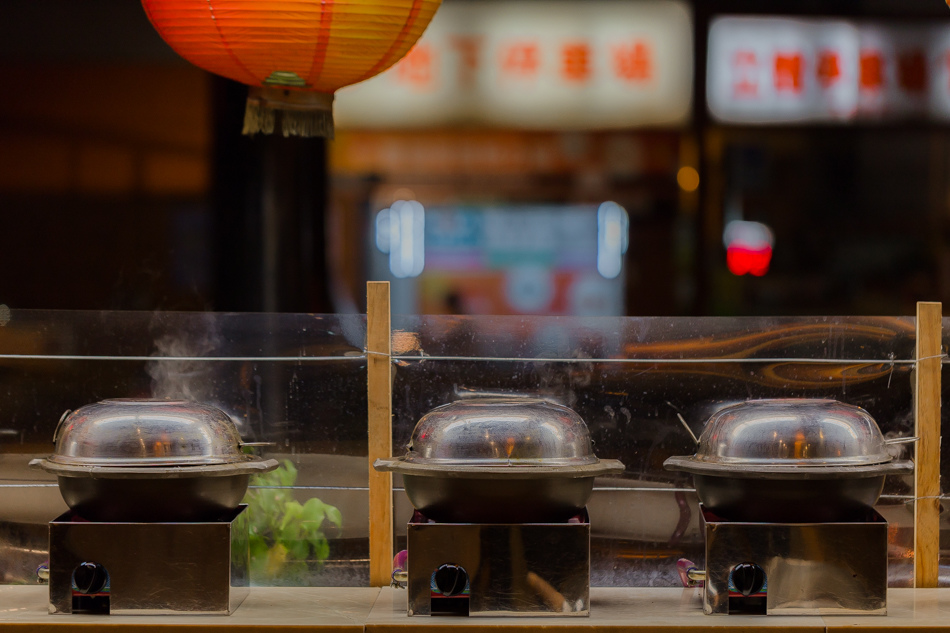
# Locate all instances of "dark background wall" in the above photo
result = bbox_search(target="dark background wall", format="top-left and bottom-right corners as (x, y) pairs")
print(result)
(1, 0), (949, 316)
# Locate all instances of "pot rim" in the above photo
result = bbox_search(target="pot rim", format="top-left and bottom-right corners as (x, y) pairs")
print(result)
(662, 455), (913, 480)
(28, 457), (279, 479)
(374, 457), (625, 479)
(42, 453), (262, 467)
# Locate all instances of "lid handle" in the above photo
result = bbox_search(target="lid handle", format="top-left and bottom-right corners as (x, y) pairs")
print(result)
(51, 410), (71, 445)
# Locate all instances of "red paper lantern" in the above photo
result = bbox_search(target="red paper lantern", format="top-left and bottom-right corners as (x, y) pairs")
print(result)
(140, 0), (443, 137)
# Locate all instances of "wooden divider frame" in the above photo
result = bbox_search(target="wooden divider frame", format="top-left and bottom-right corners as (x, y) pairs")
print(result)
(915, 301), (942, 588)
(367, 282), (393, 587)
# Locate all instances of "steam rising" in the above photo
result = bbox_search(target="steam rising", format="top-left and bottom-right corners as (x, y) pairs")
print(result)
(147, 320), (221, 401)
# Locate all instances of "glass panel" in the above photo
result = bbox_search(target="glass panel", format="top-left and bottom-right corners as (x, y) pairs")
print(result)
(390, 315), (917, 587)
(0, 310), (368, 587)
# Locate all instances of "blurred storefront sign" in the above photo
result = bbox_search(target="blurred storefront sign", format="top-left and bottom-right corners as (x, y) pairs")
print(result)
(334, 0), (693, 129)
(370, 204), (628, 316)
(331, 130), (678, 177)
(708, 17), (950, 123)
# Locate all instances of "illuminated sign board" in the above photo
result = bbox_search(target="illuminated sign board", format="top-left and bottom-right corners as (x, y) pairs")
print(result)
(335, 0), (693, 129)
(708, 17), (950, 123)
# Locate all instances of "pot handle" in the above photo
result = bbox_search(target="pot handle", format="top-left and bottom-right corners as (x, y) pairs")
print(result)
(675, 413), (700, 445)
(884, 436), (919, 445)
(239, 442), (277, 448)
(51, 410), (71, 445)
(373, 459), (398, 472)
(676, 559), (705, 587)
(391, 550), (408, 589)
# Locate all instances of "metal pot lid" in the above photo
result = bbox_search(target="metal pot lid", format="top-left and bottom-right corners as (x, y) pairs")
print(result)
(40, 398), (270, 468)
(663, 398), (914, 476)
(377, 397), (625, 477)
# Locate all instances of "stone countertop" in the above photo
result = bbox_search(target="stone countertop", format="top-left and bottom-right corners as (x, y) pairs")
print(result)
(0, 586), (379, 632)
(2, 586), (950, 631)
(367, 586), (825, 632)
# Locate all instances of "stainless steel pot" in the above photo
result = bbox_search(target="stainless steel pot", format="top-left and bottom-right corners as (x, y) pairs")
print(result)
(374, 398), (625, 523)
(30, 399), (278, 522)
(663, 399), (914, 522)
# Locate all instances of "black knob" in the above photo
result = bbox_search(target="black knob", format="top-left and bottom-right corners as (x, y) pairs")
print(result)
(72, 562), (108, 595)
(730, 562), (765, 597)
(433, 564), (468, 597)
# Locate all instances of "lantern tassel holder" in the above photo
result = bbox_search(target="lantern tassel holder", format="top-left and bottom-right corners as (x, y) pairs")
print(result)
(243, 87), (335, 139)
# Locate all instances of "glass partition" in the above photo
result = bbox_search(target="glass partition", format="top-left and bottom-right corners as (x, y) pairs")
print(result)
(0, 311), (923, 588)
(0, 310), (368, 586)
(390, 315), (918, 587)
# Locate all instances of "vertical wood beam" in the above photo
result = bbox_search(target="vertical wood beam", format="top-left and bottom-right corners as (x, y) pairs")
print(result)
(915, 301), (942, 588)
(367, 281), (393, 587)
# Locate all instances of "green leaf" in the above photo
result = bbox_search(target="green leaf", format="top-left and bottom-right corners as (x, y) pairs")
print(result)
(249, 537), (269, 561)
(264, 543), (289, 577)
(284, 538), (309, 562)
(312, 537), (330, 562)
(279, 501), (304, 533)
(325, 505), (343, 532)
(277, 459), (298, 487)
(300, 498), (327, 528)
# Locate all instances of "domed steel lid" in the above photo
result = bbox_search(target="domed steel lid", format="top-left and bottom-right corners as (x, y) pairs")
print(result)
(30, 399), (277, 477)
(664, 398), (915, 477)
(375, 398), (625, 478)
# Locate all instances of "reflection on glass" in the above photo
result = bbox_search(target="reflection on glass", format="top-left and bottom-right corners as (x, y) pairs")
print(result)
(0, 311), (368, 587)
(596, 201), (630, 280)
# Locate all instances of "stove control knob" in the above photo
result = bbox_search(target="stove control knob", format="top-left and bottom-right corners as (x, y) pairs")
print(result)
(730, 562), (765, 597)
(433, 564), (468, 597)
(72, 562), (108, 595)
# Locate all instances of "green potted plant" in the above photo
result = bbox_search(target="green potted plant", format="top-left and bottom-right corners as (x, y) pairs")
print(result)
(243, 459), (342, 585)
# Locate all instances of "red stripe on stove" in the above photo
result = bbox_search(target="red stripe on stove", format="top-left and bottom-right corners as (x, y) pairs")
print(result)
(357, 0), (426, 82)
(306, 0), (336, 86)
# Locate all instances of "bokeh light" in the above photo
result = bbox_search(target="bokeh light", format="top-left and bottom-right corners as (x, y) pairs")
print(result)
(677, 166), (700, 192)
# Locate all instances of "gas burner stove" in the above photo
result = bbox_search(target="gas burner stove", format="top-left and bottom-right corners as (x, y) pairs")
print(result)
(679, 505), (888, 616)
(400, 509), (590, 617)
(46, 505), (249, 615)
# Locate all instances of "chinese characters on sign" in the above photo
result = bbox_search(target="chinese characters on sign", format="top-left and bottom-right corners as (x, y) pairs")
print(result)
(397, 44), (436, 89)
(502, 43), (541, 78)
(708, 17), (950, 123)
(335, 0), (693, 129)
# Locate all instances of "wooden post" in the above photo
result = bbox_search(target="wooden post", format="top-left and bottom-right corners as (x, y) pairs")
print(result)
(914, 301), (942, 588)
(367, 281), (393, 587)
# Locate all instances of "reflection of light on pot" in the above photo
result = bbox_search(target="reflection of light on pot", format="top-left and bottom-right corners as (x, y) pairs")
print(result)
(376, 200), (426, 278)
(723, 220), (773, 276)
(596, 201), (629, 279)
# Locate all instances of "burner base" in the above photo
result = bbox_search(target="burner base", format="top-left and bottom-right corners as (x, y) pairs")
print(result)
(47, 505), (249, 615)
(701, 505), (887, 616)
(406, 511), (590, 616)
